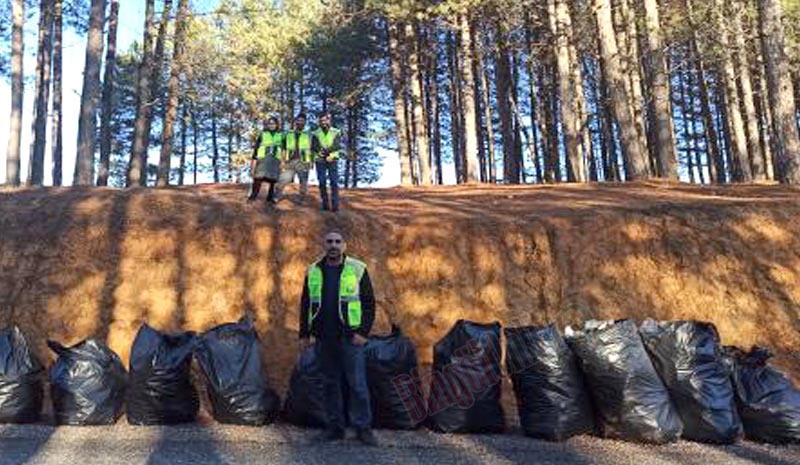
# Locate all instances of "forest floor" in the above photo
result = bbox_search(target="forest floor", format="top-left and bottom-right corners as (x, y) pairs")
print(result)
(1, 181), (799, 423)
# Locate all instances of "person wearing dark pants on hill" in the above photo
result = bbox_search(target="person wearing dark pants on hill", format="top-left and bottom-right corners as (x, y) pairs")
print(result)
(312, 112), (342, 212)
(277, 113), (313, 203)
(248, 117), (283, 204)
(299, 230), (377, 446)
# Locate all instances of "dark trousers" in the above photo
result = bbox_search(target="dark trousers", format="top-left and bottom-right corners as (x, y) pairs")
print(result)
(315, 161), (339, 211)
(319, 336), (371, 431)
(248, 178), (276, 201)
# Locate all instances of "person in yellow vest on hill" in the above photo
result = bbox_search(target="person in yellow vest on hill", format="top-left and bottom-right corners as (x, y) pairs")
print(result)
(299, 230), (377, 446)
(312, 112), (343, 212)
(247, 116), (283, 204)
(277, 113), (312, 203)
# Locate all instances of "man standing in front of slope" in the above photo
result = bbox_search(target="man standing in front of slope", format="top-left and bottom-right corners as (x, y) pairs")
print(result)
(299, 230), (378, 446)
(313, 112), (343, 212)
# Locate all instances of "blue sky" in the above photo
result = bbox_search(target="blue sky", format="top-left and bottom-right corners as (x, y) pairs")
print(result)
(0, 1), (411, 187)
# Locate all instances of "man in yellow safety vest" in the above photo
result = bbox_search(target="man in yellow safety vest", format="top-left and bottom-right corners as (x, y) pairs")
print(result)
(247, 116), (283, 204)
(312, 112), (343, 212)
(299, 230), (377, 446)
(277, 113), (312, 203)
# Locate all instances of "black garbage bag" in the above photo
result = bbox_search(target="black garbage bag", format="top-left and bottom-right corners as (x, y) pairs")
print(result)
(48, 339), (127, 425)
(725, 346), (800, 444)
(505, 324), (594, 440)
(427, 320), (505, 433)
(0, 326), (43, 423)
(195, 317), (280, 425)
(366, 326), (423, 430)
(283, 344), (327, 427)
(566, 319), (682, 443)
(639, 320), (741, 443)
(127, 324), (198, 425)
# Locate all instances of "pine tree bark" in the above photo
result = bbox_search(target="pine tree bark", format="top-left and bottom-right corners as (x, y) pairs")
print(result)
(716, 0), (752, 182)
(179, 100), (187, 186)
(74, 0), (107, 186)
(496, 22), (519, 183)
(128, 0), (156, 186)
(429, 25), (444, 185)
(593, 0), (649, 180)
(50, 0), (63, 186)
(98, 0), (119, 187)
(758, 0), (800, 183)
(732, 0), (765, 180)
(192, 107), (198, 185)
(29, 0), (54, 186)
(642, 0), (677, 179)
(616, 0), (650, 173)
(478, 46), (496, 183)
(457, 14), (480, 183)
(211, 106), (220, 183)
(548, 0), (584, 182)
(448, 31), (464, 183)
(406, 22), (432, 185)
(157, 0), (190, 187)
(5, 0), (24, 186)
(387, 21), (413, 186)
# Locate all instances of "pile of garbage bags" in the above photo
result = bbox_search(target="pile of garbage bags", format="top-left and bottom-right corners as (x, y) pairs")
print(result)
(1, 316), (798, 445)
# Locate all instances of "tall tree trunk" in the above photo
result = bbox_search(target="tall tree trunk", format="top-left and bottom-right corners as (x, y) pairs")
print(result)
(74, 0), (107, 186)
(548, 0), (584, 182)
(754, 63), (776, 179)
(496, 23), (518, 183)
(211, 107), (220, 183)
(178, 99), (187, 186)
(716, 0), (752, 182)
(128, 0), (156, 186)
(430, 26), (444, 185)
(593, 0), (649, 180)
(642, 0), (677, 179)
(616, 0), (650, 174)
(98, 0), (119, 187)
(157, 0), (190, 187)
(29, 0), (54, 186)
(448, 31), (463, 183)
(678, 64), (695, 182)
(457, 14), (480, 183)
(758, 0), (800, 183)
(733, 0), (765, 180)
(192, 107), (198, 185)
(387, 21), (413, 186)
(406, 22), (431, 185)
(478, 43), (496, 183)
(50, 0), (63, 186)
(525, 21), (543, 184)
(5, 0), (24, 186)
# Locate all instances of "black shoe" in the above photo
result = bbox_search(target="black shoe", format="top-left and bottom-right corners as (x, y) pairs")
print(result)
(356, 429), (378, 447)
(321, 204), (330, 211)
(314, 428), (345, 443)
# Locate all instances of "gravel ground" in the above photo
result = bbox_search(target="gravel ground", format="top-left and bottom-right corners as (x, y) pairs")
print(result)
(0, 424), (798, 465)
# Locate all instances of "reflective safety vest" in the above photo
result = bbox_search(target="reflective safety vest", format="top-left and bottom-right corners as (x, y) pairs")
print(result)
(285, 131), (312, 163)
(314, 127), (340, 160)
(306, 256), (367, 330)
(256, 131), (283, 160)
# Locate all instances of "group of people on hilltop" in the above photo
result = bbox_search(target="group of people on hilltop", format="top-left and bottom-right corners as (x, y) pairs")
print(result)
(249, 111), (343, 212)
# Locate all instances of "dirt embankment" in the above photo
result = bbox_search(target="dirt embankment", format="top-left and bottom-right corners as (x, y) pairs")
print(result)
(1, 182), (799, 400)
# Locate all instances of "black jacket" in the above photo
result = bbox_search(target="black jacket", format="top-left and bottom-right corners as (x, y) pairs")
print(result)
(298, 256), (375, 339)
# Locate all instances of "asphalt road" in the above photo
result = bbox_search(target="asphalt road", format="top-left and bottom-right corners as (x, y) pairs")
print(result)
(0, 424), (798, 465)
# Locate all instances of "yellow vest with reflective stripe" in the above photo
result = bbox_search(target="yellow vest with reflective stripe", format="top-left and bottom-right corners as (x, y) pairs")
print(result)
(306, 256), (366, 330)
(256, 131), (283, 160)
(285, 131), (312, 163)
(314, 128), (340, 160)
